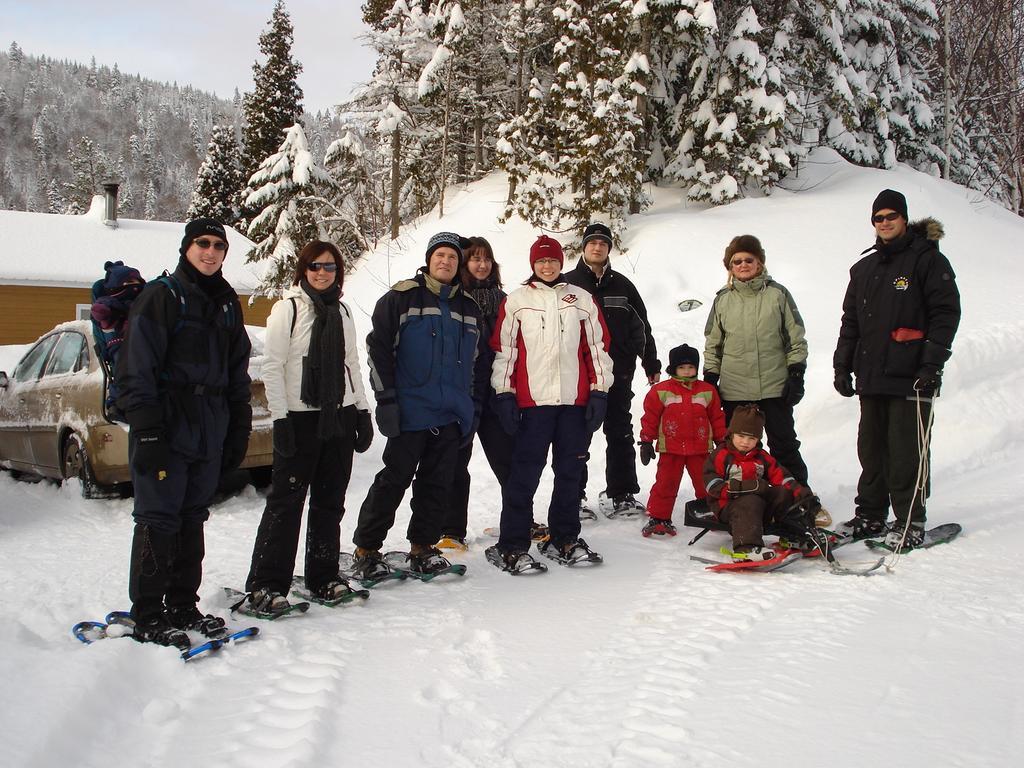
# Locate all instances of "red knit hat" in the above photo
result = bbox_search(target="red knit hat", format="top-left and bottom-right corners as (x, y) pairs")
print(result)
(529, 235), (564, 269)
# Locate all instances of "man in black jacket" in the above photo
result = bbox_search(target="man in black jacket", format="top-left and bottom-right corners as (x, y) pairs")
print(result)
(833, 190), (960, 550)
(117, 218), (252, 648)
(564, 222), (661, 517)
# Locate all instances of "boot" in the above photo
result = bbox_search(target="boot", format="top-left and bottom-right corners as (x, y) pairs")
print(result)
(165, 520), (205, 614)
(128, 523), (175, 624)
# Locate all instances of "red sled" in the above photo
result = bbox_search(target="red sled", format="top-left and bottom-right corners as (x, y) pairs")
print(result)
(699, 549), (803, 573)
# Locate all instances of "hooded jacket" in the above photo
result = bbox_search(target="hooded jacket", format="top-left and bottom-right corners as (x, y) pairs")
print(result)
(262, 285), (370, 421)
(366, 272), (481, 436)
(640, 377), (727, 456)
(490, 277), (613, 408)
(833, 218), (961, 397)
(702, 441), (799, 513)
(703, 271), (808, 401)
(563, 257), (660, 377)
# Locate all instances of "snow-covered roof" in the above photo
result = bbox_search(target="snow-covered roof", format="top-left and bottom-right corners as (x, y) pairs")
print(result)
(0, 197), (266, 293)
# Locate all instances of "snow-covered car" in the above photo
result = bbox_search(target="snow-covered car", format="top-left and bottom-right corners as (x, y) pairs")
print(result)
(0, 320), (273, 497)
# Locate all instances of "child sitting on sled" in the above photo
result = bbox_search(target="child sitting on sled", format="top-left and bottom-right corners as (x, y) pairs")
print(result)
(702, 404), (818, 561)
(638, 344), (726, 537)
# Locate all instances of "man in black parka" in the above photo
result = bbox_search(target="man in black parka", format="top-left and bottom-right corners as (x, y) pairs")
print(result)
(833, 190), (960, 550)
(116, 218), (252, 647)
(564, 222), (661, 517)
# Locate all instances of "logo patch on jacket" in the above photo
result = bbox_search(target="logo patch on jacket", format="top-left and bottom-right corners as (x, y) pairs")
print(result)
(562, 294), (578, 304)
(893, 276), (910, 291)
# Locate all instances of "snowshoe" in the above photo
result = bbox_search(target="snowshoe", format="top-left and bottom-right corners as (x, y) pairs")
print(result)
(537, 537), (603, 567)
(339, 550), (408, 587)
(165, 604), (228, 640)
(642, 517), (677, 537)
(485, 545), (547, 575)
(291, 576), (370, 606)
(530, 521), (551, 542)
(867, 522), (961, 553)
(834, 516), (889, 542)
(124, 614), (192, 651)
(578, 494), (598, 521)
(224, 587), (310, 620)
(599, 491), (645, 519)
(383, 549), (468, 582)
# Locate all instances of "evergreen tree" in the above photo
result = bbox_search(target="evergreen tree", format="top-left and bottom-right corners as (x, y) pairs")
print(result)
(323, 129), (375, 266)
(63, 136), (108, 212)
(666, 3), (791, 203)
(245, 123), (340, 294)
(187, 123), (244, 224)
(241, 0), (304, 182)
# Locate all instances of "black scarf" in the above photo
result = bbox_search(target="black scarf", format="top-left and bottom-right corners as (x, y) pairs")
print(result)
(465, 275), (503, 320)
(299, 279), (345, 439)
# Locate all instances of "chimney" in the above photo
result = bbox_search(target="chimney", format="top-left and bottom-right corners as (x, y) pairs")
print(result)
(101, 181), (120, 228)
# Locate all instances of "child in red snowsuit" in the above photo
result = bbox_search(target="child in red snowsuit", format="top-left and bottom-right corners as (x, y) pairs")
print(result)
(639, 344), (726, 536)
(703, 404), (815, 560)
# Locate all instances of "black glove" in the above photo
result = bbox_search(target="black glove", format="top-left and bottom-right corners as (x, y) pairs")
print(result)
(913, 366), (941, 396)
(493, 393), (520, 436)
(221, 427), (250, 472)
(584, 391), (608, 433)
(273, 417), (296, 458)
(131, 428), (169, 479)
(782, 365), (805, 406)
(639, 441), (656, 466)
(834, 370), (855, 398)
(354, 410), (374, 453)
(703, 370), (720, 387)
(375, 398), (401, 438)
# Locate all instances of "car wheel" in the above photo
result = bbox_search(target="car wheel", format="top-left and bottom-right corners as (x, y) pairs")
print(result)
(61, 432), (106, 499)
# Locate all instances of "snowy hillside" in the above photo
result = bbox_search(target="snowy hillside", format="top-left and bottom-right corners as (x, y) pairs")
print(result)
(2, 149), (1022, 768)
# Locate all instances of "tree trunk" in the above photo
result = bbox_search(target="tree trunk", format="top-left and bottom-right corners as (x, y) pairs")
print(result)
(390, 126), (401, 240)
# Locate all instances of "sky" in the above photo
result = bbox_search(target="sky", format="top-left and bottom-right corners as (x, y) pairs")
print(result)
(0, 0), (378, 113)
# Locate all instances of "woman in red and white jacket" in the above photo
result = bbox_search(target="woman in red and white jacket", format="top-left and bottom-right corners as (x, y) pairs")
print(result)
(486, 235), (613, 571)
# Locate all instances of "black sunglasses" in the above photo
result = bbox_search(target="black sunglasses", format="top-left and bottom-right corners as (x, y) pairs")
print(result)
(308, 262), (338, 273)
(872, 212), (902, 223)
(193, 238), (228, 251)
(731, 257), (757, 266)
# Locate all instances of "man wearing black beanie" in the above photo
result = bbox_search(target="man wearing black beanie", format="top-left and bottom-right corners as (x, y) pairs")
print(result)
(565, 222), (661, 519)
(116, 217), (252, 649)
(833, 190), (960, 551)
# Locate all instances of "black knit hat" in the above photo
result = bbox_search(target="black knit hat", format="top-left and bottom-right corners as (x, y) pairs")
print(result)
(728, 404), (765, 440)
(871, 189), (908, 221)
(581, 222), (613, 251)
(180, 218), (229, 257)
(425, 231), (464, 265)
(666, 344), (700, 375)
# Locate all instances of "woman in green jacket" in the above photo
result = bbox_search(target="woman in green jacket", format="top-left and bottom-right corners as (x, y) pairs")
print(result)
(703, 235), (812, 489)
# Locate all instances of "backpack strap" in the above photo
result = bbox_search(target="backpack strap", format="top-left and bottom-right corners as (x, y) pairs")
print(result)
(289, 297), (298, 337)
(155, 273), (186, 334)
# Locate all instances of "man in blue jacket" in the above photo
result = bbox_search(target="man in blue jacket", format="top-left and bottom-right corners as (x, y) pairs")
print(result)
(117, 218), (252, 648)
(353, 232), (482, 576)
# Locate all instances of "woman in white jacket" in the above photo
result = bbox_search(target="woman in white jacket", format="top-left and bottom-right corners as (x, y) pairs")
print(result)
(486, 235), (613, 572)
(244, 241), (373, 614)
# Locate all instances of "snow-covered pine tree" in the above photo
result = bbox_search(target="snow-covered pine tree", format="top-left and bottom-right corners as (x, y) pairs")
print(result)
(322, 129), (375, 266)
(63, 136), (108, 212)
(241, 0), (304, 182)
(667, 2), (791, 203)
(540, 1), (647, 232)
(187, 123), (244, 225)
(245, 123), (340, 294)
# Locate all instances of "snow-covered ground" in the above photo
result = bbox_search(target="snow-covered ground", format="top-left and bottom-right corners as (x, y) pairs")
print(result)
(2, 149), (1022, 767)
